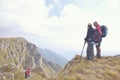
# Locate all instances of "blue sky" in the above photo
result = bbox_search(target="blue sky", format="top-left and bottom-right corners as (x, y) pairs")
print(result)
(0, 0), (120, 59)
(45, 0), (72, 16)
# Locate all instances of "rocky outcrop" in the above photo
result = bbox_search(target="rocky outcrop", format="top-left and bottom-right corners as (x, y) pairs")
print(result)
(0, 64), (24, 80)
(0, 72), (14, 80)
(0, 37), (61, 80)
(0, 38), (42, 69)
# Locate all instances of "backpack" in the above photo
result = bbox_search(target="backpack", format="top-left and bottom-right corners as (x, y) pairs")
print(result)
(100, 25), (108, 38)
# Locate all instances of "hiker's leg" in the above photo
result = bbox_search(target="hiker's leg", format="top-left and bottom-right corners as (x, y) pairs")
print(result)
(28, 73), (30, 77)
(25, 73), (27, 78)
(87, 42), (94, 60)
(89, 42), (94, 60)
(87, 45), (90, 60)
(96, 43), (101, 58)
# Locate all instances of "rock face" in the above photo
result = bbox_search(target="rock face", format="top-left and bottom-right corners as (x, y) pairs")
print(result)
(0, 38), (42, 69)
(0, 38), (61, 80)
(57, 55), (120, 80)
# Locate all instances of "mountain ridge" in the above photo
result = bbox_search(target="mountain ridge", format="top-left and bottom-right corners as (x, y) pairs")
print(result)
(0, 37), (61, 80)
(57, 55), (120, 80)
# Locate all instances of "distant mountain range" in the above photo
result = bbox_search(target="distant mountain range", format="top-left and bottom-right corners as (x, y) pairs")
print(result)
(38, 48), (68, 67)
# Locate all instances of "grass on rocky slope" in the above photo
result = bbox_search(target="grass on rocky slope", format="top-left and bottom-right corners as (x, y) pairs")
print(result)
(0, 64), (48, 80)
(57, 55), (120, 80)
(0, 38), (59, 80)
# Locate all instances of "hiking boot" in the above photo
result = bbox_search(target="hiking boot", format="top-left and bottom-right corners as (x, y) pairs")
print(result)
(96, 53), (101, 59)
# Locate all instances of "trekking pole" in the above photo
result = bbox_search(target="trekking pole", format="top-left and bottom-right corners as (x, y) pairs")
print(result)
(80, 41), (86, 61)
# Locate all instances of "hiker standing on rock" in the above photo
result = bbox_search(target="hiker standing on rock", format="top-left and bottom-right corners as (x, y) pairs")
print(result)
(93, 21), (102, 59)
(84, 23), (95, 60)
(84, 21), (107, 60)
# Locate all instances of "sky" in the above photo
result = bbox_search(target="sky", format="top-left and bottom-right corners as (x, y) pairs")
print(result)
(0, 0), (120, 59)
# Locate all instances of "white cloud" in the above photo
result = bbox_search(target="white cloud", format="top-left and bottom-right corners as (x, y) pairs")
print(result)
(101, 0), (120, 10)
(46, 1), (120, 52)
(0, 0), (49, 33)
(0, 0), (120, 54)
(44, 4), (96, 50)
(48, 4), (54, 9)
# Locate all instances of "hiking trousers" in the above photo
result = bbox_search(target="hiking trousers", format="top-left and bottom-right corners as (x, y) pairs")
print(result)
(96, 42), (101, 59)
(87, 42), (94, 60)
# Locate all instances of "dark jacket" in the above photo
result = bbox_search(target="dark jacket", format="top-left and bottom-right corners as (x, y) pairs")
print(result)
(85, 27), (94, 42)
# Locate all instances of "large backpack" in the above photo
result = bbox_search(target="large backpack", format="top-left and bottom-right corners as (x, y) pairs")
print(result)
(101, 25), (108, 38)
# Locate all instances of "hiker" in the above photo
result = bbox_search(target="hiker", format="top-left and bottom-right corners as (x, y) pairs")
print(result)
(25, 67), (31, 78)
(84, 23), (95, 60)
(93, 21), (102, 59)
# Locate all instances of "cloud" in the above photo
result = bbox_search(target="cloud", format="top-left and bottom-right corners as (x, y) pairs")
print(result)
(0, 0), (50, 34)
(0, 0), (50, 47)
(101, 0), (120, 10)
(46, 1), (120, 51)
(0, 0), (120, 53)
(44, 4), (96, 50)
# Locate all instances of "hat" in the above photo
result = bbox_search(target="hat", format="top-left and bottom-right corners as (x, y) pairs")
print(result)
(88, 23), (92, 26)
